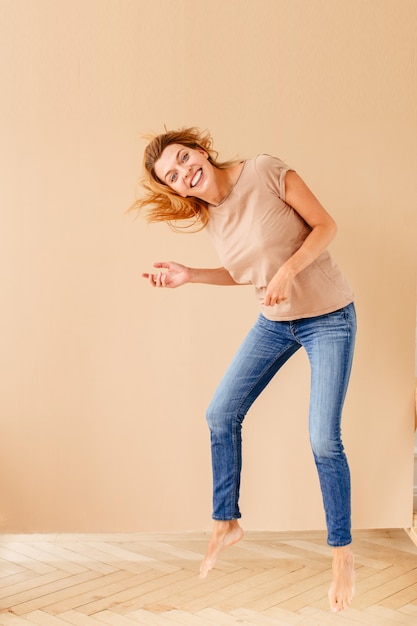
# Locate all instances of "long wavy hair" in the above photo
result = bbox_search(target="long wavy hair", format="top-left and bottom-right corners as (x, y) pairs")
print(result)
(131, 127), (238, 231)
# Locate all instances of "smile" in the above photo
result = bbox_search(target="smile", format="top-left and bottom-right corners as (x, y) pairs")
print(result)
(190, 168), (202, 188)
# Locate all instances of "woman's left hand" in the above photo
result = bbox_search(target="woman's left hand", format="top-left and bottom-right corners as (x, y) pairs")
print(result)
(262, 266), (294, 306)
(262, 171), (338, 308)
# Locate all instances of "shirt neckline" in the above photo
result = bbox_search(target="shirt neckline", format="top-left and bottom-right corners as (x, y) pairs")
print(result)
(209, 160), (247, 208)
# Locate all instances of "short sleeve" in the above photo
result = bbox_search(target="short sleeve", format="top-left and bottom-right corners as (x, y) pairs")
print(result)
(253, 154), (294, 201)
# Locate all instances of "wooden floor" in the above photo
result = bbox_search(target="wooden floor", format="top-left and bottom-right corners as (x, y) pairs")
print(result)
(0, 529), (417, 625)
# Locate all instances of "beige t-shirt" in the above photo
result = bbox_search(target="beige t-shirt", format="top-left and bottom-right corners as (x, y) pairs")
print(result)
(205, 154), (354, 321)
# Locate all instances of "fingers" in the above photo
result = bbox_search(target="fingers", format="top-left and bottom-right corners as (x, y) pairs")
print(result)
(142, 271), (167, 288)
(142, 262), (169, 287)
(142, 261), (185, 289)
(262, 293), (287, 306)
(141, 272), (153, 285)
(153, 262), (170, 269)
(153, 272), (164, 287)
(143, 261), (175, 288)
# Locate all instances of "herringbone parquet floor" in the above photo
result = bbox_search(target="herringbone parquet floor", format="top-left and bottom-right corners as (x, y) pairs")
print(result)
(0, 529), (417, 625)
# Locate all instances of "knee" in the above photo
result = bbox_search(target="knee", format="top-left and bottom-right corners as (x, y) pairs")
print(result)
(206, 400), (228, 433)
(206, 394), (243, 434)
(310, 435), (344, 459)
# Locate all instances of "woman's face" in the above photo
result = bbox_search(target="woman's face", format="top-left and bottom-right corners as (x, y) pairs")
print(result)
(154, 143), (213, 199)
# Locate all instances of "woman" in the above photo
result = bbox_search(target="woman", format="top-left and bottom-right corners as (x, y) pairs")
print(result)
(136, 127), (356, 613)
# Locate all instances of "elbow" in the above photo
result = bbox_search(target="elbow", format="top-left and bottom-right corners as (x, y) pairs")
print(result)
(328, 216), (338, 242)
(313, 216), (337, 244)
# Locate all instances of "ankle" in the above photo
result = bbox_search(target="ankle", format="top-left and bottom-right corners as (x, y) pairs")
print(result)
(332, 545), (353, 559)
(213, 519), (237, 530)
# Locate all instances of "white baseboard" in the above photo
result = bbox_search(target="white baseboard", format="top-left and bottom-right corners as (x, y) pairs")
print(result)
(406, 526), (417, 547)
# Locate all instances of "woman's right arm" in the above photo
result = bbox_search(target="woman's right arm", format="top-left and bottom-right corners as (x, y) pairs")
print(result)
(142, 262), (239, 288)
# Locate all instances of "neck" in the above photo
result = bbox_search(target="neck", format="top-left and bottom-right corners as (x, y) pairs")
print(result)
(206, 163), (243, 206)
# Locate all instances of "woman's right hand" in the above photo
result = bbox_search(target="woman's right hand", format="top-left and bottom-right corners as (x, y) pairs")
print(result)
(142, 261), (191, 288)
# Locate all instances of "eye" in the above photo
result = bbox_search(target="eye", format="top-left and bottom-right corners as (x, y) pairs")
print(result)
(181, 151), (189, 163)
(169, 172), (178, 183)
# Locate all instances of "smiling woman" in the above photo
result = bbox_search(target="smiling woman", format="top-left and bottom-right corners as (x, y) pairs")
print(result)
(153, 143), (244, 207)
(130, 127), (239, 229)
(155, 145), (208, 191)
(135, 125), (358, 613)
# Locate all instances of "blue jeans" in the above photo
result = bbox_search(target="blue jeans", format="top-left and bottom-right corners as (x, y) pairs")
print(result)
(206, 303), (356, 547)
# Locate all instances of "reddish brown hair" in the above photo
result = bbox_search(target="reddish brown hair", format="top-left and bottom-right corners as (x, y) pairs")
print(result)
(131, 127), (237, 231)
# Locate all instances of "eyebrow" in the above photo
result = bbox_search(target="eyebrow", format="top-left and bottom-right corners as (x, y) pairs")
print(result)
(164, 149), (182, 181)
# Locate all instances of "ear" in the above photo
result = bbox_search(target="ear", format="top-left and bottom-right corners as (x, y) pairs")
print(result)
(196, 147), (209, 158)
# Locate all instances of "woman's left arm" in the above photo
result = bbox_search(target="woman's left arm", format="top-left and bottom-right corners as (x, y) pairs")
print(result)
(263, 171), (337, 306)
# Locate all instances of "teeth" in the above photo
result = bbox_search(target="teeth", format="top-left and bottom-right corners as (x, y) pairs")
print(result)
(191, 169), (202, 188)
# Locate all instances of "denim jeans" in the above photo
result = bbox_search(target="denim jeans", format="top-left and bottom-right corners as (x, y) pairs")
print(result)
(206, 302), (356, 547)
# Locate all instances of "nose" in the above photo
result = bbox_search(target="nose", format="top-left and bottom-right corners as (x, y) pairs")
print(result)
(180, 164), (192, 180)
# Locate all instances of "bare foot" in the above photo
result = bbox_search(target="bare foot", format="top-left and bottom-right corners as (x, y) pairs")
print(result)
(199, 520), (244, 579)
(329, 545), (355, 613)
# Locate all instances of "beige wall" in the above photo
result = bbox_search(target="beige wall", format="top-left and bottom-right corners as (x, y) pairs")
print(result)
(0, 0), (416, 533)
